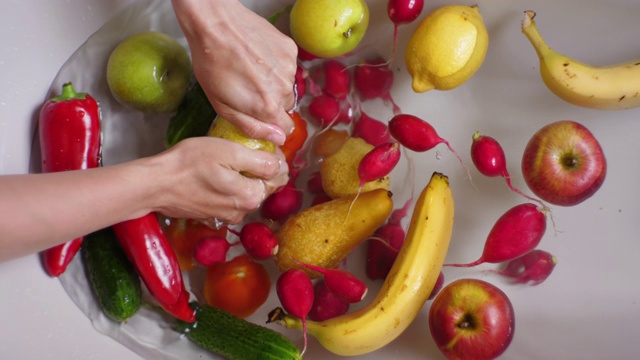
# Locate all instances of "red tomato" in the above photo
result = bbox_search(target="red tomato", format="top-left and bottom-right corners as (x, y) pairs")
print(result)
(163, 217), (228, 271)
(203, 254), (271, 318)
(281, 111), (309, 168)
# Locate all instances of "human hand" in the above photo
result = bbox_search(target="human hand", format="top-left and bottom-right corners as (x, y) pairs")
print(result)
(149, 136), (289, 224)
(171, 0), (298, 145)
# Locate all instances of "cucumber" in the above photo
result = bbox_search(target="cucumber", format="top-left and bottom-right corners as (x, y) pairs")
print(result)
(176, 302), (301, 360)
(81, 227), (142, 322)
(165, 81), (217, 148)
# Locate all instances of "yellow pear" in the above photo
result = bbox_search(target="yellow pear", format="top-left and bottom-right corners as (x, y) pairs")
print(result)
(208, 117), (275, 153)
(275, 188), (393, 276)
(208, 117), (275, 178)
(321, 136), (391, 199)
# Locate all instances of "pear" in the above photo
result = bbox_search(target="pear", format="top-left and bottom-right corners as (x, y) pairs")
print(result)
(208, 117), (275, 178)
(208, 117), (275, 153)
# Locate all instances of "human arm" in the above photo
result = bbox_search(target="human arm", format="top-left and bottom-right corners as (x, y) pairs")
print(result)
(0, 137), (287, 262)
(171, 0), (298, 145)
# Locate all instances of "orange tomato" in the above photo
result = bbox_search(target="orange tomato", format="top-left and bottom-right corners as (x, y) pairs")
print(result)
(163, 217), (228, 271)
(281, 111), (309, 168)
(203, 254), (272, 318)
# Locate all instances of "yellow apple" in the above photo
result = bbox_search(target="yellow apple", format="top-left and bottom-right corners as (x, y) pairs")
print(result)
(290, 0), (370, 59)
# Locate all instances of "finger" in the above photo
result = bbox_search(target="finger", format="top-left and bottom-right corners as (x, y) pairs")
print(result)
(212, 100), (288, 145)
(223, 142), (285, 181)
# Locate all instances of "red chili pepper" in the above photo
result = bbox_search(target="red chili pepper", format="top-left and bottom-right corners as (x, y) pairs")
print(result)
(38, 82), (102, 277)
(113, 213), (196, 323)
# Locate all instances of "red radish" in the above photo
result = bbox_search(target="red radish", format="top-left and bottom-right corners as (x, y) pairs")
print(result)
(294, 63), (307, 100)
(338, 98), (355, 125)
(428, 271), (445, 300)
(297, 44), (317, 62)
(353, 57), (401, 114)
(307, 171), (323, 193)
(308, 280), (350, 321)
(388, 195), (413, 225)
(347, 142), (401, 217)
(323, 60), (351, 100)
(308, 94), (341, 127)
(389, 113), (470, 178)
(491, 249), (557, 285)
(311, 192), (332, 206)
(193, 236), (238, 267)
(276, 269), (314, 356)
(365, 222), (405, 280)
(471, 131), (547, 208)
(446, 203), (547, 267)
(352, 109), (391, 146)
(365, 197), (412, 280)
(261, 177), (303, 223)
(387, 0), (424, 63)
(296, 261), (368, 303)
(228, 222), (279, 260)
(358, 142), (401, 187)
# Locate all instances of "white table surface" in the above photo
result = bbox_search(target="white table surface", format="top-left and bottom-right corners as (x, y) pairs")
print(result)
(0, 1), (141, 359)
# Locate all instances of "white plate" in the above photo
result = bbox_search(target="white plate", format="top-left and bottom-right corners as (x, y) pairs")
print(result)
(41, 0), (640, 359)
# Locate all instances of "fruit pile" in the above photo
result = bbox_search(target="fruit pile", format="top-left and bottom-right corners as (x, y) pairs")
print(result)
(42, 1), (619, 359)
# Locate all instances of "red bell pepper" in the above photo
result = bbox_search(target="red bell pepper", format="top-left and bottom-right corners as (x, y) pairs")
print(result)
(38, 82), (102, 277)
(113, 213), (196, 323)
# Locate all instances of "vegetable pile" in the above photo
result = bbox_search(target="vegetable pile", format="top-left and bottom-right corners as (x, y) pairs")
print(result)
(41, 1), (618, 359)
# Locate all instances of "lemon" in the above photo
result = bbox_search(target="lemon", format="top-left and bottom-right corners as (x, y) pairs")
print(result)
(405, 5), (488, 92)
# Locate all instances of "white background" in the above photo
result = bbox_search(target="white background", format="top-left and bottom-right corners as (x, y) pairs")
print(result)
(2, 0), (640, 359)
(0, 1), (140, 359)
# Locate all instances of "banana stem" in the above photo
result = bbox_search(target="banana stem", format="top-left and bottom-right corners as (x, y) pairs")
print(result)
(521, 10), (552, 59)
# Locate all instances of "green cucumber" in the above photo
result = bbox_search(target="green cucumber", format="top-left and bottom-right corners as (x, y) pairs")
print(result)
(165, 81), (217, 148)
(176, 302), (301, 360)
(81, 227), (142, 322)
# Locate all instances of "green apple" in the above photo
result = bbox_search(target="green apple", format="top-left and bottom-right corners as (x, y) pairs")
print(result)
(106, 31), (191, 113)
(289, 0), (370, 59)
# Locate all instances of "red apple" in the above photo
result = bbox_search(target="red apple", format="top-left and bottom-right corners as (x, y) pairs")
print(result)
(521, 120), (606, 206)
(429, 278), (515, 360)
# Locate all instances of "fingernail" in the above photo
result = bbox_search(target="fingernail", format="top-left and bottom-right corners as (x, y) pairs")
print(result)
(265, 125), (286, 145)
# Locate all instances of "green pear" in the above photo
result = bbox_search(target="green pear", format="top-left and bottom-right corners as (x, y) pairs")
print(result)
(106, 31), (191, 113)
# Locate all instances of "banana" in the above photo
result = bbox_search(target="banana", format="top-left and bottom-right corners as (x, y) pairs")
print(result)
(272, 172), (454, 356)
(522, 10), (640, 110)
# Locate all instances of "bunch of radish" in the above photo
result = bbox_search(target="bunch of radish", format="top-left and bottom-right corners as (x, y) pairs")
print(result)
(276, 262), (369, 355)
(365, 198), (412, 280)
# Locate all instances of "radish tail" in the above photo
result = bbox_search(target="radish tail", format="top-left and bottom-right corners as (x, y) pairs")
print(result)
(444, 258), (485, 268)
(443, 139), (475, 188)
(300, 319), (308, 357)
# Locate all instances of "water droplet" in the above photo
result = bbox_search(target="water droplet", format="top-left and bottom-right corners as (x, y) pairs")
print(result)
(435, 151), (442, 160)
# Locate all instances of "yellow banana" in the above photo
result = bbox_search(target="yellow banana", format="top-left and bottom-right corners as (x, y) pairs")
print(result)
(522, 10), (640, 110)
(273, 172), (454, 356)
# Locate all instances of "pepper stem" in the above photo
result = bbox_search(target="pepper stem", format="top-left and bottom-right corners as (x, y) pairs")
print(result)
(51, 82), (87, 102)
